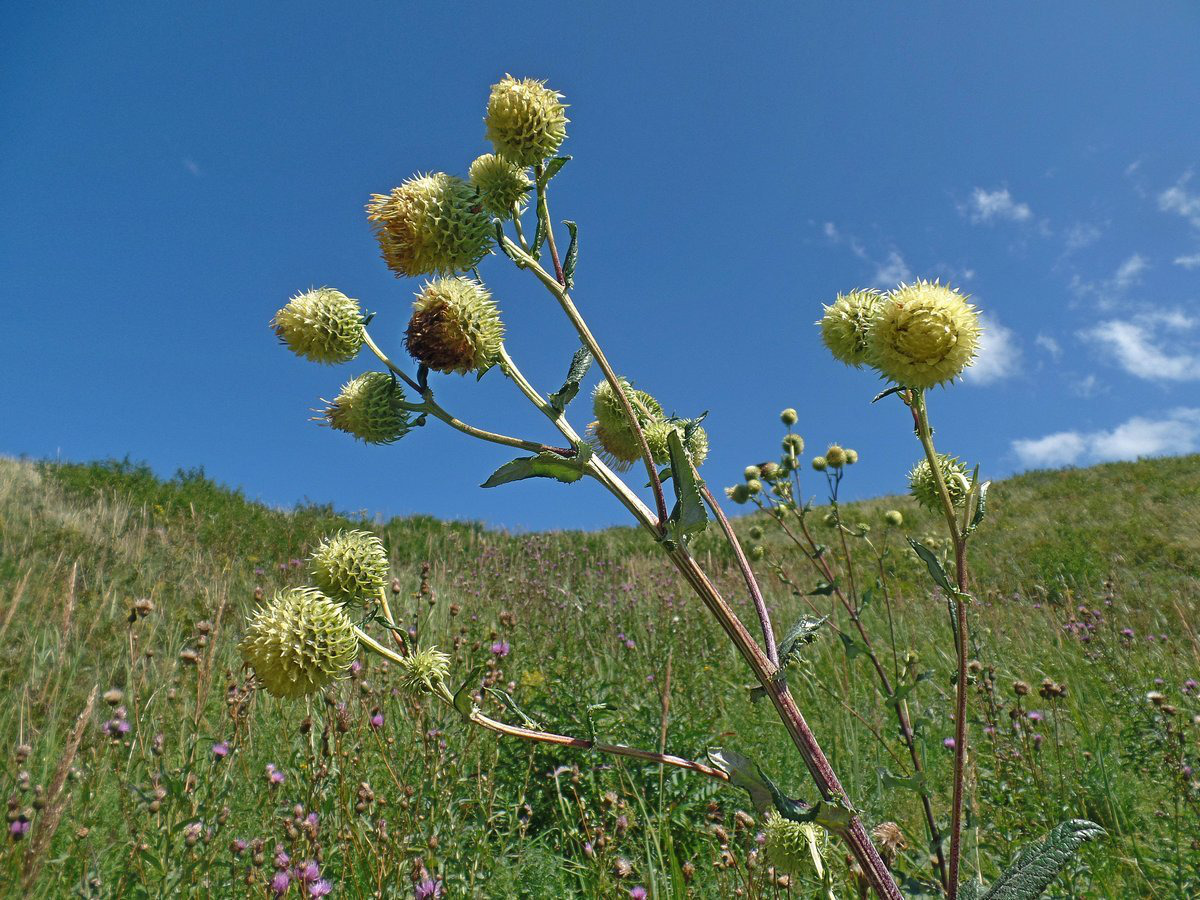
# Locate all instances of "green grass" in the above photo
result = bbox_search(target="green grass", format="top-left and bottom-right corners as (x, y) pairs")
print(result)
(0, 454), (1197, 898)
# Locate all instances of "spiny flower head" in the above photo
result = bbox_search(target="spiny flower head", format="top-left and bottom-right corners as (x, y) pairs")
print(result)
(644, 420), (709, 468)
(309, 530), (390, 606)
(588, 378), (663, 470)
(367, 173), (492, 278)
(397, 647), (451, 695)
(272, 288), (364, 364)
(811, 456), (827, 471)
(468, 153), (532, 219)
(780, 408), (798, 426)
(818, 290), (882, 367)
(908, 453), (971, 511)
(763, 811), (823, 876)
(405, 277), (504, 375)
(867, 280), (981, 388)
(884, 509), (904, 527)
(825, 445), (847, 468)
(485, 75), (568, 166)
(321, 372), (412, 444)
(240, 588), (358, 698)
(782, 434), (805, 456)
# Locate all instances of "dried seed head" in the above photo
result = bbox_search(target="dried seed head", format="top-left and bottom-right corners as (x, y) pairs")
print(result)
(867, 280), (981, 388)
(819, 289), (882, 367)
(871, 821), (907, 865)
(367, 173), (492, 278)
(405, 278), (504, 375)
(908, 453), (971, 511)
(272, 289), (365, 365)
(485, 75), (568, 166)
(468, 153), (531, 219)
(309, 531), (390, 606)
(320, 372), (412, 444)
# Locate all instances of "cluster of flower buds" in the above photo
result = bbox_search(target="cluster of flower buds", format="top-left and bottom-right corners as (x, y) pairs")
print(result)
(588, 378), (708, 470)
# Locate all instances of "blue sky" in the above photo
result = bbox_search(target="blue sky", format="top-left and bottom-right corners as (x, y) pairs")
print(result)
(3, 3), (1199, 530)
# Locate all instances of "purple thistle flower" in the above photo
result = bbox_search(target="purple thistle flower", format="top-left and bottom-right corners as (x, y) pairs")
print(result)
(629, 889), (648, 900)
(10, 818), (30, 840)
(1032, 733), (1045, 748)
(943, 737), (956, 749)
(271, 871), (291, 895)
(304, 813), (319, 830)
(1027, 711), (1043, 722)
(232, 838), (248, 855)
(309, 880), (333, 897)
(254, 567), (265, 575)
(414, 879), (442, 899)
(350, 660), (363, 675)
(212, 741), (230, 759)
(274, 847), (291, 869)
(267, 764), (286, 786)
(624, 639), (636, 650)
(369, 712), (384, 729)
(490, 640), (511, 657)
(1184, 679), (1198, 695)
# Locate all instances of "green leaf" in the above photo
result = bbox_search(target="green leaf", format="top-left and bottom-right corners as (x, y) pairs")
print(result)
(481, 446), (592, 488)
(981, 819), (1105, 900)
(538, 155), (572, 185)
(707, 748), (774, 816)
(531, 214), (545, 259)
(967, 480), (991, 534)
(562, 220), (579, 289)
(878, 766), (929, 797)
(546, 346), (592, 414)
(808, 580), (837, 596)
(664, 429), (708, 546)
(484, 686), (541, 729)
(495, 221), (526, 267)
(872, 385), (905, 403)
(959, 882), (986, 900)
(778, 615), (826, 667)
(453, 665), (485, 716)
(907, 538), (955, 596)
(885, 673), (930, 708)
(838, 632), (864, 660)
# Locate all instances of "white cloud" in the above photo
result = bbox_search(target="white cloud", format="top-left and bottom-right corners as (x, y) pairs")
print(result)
(182, 158), (201, 177)
(1174, 252), (1200, 269)
(1113, 253), (1148, 290)
(1073, 374), (1102, 398)
(872, 251), (912, 288)
(1069, 253), (1149, 308)
(1081, 312), (1200, 381)
(965, 187), (1033, 224)
(1035, 334), (1061, 358)
(1012, 408), (1200, 468)
(1159, 171), (1200, 228)
(964, 314), (1021, 385)
(1063, 222), (1103, 252)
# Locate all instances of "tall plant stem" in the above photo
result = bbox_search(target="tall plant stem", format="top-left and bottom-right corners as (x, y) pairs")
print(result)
(913, 391), (970, 900)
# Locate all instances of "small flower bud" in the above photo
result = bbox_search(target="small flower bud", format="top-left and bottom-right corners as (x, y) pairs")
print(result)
(485, 76), (568, 166)
(763, 811), (820, 877)
(405, 277), (504, 375)
(309, 531), (390, 606)
(745, 479), (763, 496)
(844, 449), (858, 464)
(744, 465), (761, 481)
(748, 545), (765, 561)
(727, 484), (751, 504)
(781, 434), (805, 456)
(588, 379), (663, 470)
(825, 445), (847, 468)
(780, 408), (798, 426)
(866, 280), (981, 388)
(884, 510), (903, 527)
(818, 289), (882, 367)
(811, 455), (827, 471)
(367, 173), (492, 278)
(1013, 680), (1030, 697)
(644, 420), (708, 468)
(272, 289), (365, 365)
(748, 525), (764, 540)
(468, 153), (532, 219)
(321, 372), (412, 445)
(908, 454), (971, 511)
(759, 461), (780, 481)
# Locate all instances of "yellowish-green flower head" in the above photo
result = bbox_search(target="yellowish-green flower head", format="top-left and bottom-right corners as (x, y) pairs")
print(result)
(367, 173), (492, 278)
(272, 288), (365, 365)
(908, 453), (971, 511)
(811, 455), (827, 471)
(763, 811), (824, 877)
(825, 445), (847, 468)
(844, 448), (859, 465)
(485, 75), (568, 166)
(240, 588), (359, 698)
(819, 290), (882, 367)
(727, 483), (751, 504)
(405, 277), (504, 375)
(782, 434), (805, 456)
(397, 646), (451, 695)
(588, 378), (663, 470)
(884, 509), (904, 527)
(644, 420), (709, 468)
(468, 153), (532, 219)
(780, 407), (798, 426)
(867, 280), (981, 388)
(310, 530), (390, 606)
(321, 372), (412, 444)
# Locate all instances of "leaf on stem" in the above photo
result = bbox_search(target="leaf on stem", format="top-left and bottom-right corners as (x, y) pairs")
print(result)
(538, 155), (572, 186)
(907, 538), (956, 596)
(707, 748), (775, 816)
(664, 428), (708, 547)
(979, 819), (1105, 899)
(453, 665), (485, 716)
(966, 480), (991, 535)
(777, 615), (826, 667)
(562, 220), (579, 289)
(878, 766), (930, 797)
(547, 346), (593, 414)
(807, 580), (837, 596)
(481, 445), (594, 488)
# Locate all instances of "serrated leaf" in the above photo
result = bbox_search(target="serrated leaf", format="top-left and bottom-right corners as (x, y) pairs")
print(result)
(908, 538), (955, 596)
(778, 616), (826, 667)
(547, 346), (593, 413)
(481, 446), (592, 488)
(707, 748), (774, 815)
(959, 882), (986, 900)
(562, 220), (579, 289)
(981, 819), (1104, 900)
(665, 429), (708, 545)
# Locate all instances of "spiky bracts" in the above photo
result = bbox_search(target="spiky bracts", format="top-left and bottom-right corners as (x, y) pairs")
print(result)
(321, 372), (412, 444)
(763, 811), (823, 876)
(405, 278), (504, 375)
(272, 288), (365, 364)
(240, 588), (358, 698)
(587, 378), (663, 470)
(866, 280), (981, 388)
(644, 420), (709, 468)
(309, 530), (390, 606)
(367, 173), (492, 278)
(484, 75), (568, 166)
(908, 453), (971, 511)
(397, 647), (451, 695)
(468, 153), (531, 219)
(819, 290), (882, 367)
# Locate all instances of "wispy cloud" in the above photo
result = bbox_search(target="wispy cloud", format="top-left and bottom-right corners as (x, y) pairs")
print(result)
(1174, 252), (1200, 269)
(963, 313), (1021, 385)
(1063, 222), (1103, 252)
(182, 158), (202, 177)
(963, 187), (1032, 224)
(1034, 334), (1061, 359)
(1080, 311), (1200, 381)
(1012, 407), (1200, 467)
(1069, 252), (1148, 308)
(1159, 171), (1200, 228)
(1113, 253), (1148, 289)
(871, 251), (912, 288)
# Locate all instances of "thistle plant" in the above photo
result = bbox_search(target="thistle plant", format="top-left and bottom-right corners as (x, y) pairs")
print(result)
(251, 76), (1102, 898)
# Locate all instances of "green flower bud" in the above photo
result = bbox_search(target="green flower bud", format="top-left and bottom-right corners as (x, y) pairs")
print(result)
(844, 449), (859, 465)
(272, 288), (365, 365)
(397, 646), (451, 695)
(908, 453), (971, 511)
(811, 456), (827, 471)
(818, 289), (882, 367)
(759, 461), (781, 481)
(727, 483), (751, 504)
(406, 277), (504, 375)
(321, 372), (413, 444)
(644, 420), (709, 468)
(780, 408), (798, 426)
(745, 478), (763, 496)
(867, 280), (982, 388)
(825, 445), (847, 468)
(744, 465), (761, 481)
(240, 588), (359, 698)
(485, 75), (569, 166)
(310, 530), (390, 606)
(468, 153), (531, 219)
(588, 378), (663, 470)
(764, 811), (822, 876)
(748, 545), (765, 561)
(748, 525), (764, 540)
(782, 434), (805, 455)
(823, 511), (838, 527)
(367, 173), (492, 278)
(884, 510), (904, 527)
(856, 522), (871, 533)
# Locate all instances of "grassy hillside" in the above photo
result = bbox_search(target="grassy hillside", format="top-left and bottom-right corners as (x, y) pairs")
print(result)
(0, 454), (1197, 898)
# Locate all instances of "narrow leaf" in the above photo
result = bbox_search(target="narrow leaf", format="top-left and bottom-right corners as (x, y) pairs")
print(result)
(839, 632), (864, 660)
(562, 220), (579, 289)
(453, 665), (485, 716)
(539, 155), (572, 185)
(878, 766), (930, 797)
(967, 480), (991, 533)
(778, 616), (826, 667)
(808, 580), (837, 596)
(481, 446), (592, 488)
(665, 429), (708, 545)
(907, 538), (955, 596)
(982, 819), (1105, 900)
(707, 748), (774, 816)
(547, 346), (593, 414)
(872, 385), (905, 403)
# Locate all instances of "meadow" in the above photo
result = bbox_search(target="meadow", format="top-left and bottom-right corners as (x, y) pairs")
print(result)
(0, 452), (1197, 898)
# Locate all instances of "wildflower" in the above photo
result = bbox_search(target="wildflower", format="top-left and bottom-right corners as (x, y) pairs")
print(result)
(1120, 628), (1134, 639)
(1146, 691), (1166, 706)
(272, 288), (365, 365)
(490, 640), (511, 657)
(727, 483), (751, 504)
(819, 289), (883, 366)
(943, 737), (956, 749)
(1027, 711), (1043, 722)
(1032, 733), (1044, 748)
(468, 153), (531, 218)
(866, 280), (981, 388)
(588, 378), (663, 469)
(1013, 680), (1030, 697)
(10, 818), (30, 840)
(781, 408), (798, 426)
(414, 878), (443, 899)
(103, 688), (124, 706)
(811, 455), (827, 471)
(368, 173), (492, 278)
(629, 889), (648, 900)
(397, 647), (452, 695)
(271, 871), (291, 895)
(825, 445), (847, 468)
(644, 418), (710, 469)
(844, 449), (858, 464)
(1183, 679), (1198, 695)
(872, 821), (907, 866)
(369, 711), (384, 729)
(746, 478), (763, 496)
(763, 811), (822, 876)
(274, 847), (291, 869)
(212, 741), (230, 759)
(310, 530), (390, 606)
(231, 838), (248, 855)
(184, 821), (203, 846)
(624, 639), (636, 650)
(908, 453), (971, 511)
(485, 75), (568, 166)
(406, 277), (504, 375)
(320, 372), (413, 445)
(884, 510), (903, 527)
(309, 880), (333, 898)
(744, 465), (761, 480)
(267, 764), (286, 786)
(239, 588), (359, 698)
